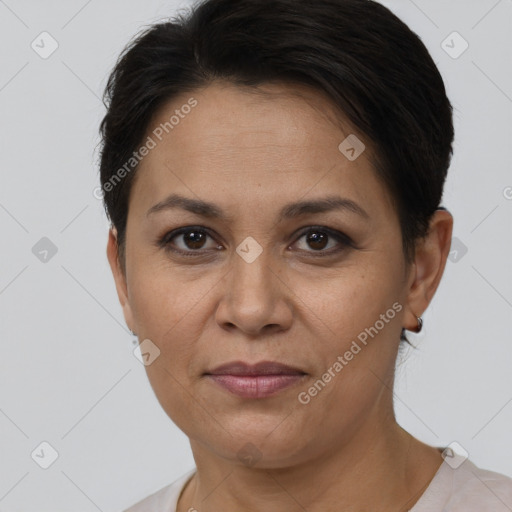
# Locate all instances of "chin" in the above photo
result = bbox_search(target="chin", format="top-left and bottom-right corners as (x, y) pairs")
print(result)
(190, 414), (315, 468)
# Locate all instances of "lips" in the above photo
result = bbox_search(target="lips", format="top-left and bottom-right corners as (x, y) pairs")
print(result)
(204, 361), (307, 399)
(206, 360), (307, 376)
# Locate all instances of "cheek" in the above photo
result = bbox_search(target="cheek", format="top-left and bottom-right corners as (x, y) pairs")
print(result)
(128, 264), (216, 371)
(130, 261), (203, 331)
(301, 264), (401, 338)
(295, 269), (402, 431)
(130, 267), (208, 426)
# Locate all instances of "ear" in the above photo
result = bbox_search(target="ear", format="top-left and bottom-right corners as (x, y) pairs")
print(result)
(106, 227), (136, 335)
(403, 209), (453, 331)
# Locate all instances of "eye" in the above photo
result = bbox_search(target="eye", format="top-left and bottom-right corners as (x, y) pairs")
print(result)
(157, 225), (353, 258)
(158, 226), (221, 256)
(291, 226), (352, 256)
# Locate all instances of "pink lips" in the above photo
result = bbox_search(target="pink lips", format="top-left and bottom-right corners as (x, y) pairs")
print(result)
(204, 361), (307, 399)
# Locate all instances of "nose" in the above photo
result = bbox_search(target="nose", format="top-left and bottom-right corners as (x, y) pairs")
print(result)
(214, 246), (293, 337)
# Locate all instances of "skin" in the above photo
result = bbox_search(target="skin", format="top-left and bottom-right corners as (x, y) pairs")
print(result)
(107, 80), (453, 511)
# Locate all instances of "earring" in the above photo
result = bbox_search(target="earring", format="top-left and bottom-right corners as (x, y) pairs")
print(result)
(414, 316), (423, 333)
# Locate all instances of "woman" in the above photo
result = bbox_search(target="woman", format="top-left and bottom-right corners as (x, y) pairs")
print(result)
(98, 0), (512, 510)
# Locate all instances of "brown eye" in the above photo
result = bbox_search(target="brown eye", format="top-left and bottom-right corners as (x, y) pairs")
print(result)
(159, 227), (221, 255)
(181, 230), (207, 249)
(305, 231), (329, 250)
(292, 227), (352, 255)
(158, 225), (352, 259)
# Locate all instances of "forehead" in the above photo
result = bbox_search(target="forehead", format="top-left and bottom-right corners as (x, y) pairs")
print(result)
(148, 80), (361, 157)
(131, 80), (395, 222)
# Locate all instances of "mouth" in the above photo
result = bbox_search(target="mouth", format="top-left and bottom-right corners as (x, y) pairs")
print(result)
(203, 360), (307, 399)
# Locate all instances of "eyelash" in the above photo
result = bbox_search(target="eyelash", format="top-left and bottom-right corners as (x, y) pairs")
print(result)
(157, 225), (354, 258)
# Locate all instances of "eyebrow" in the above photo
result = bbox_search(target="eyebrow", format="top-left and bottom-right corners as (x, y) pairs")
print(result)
(146, 193), (370, 221)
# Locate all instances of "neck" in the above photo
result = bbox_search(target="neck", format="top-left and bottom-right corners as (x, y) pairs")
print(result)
(177, 414), (443, 512)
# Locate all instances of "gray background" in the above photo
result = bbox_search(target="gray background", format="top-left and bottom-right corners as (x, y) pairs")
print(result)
(0, 0), (511, 510)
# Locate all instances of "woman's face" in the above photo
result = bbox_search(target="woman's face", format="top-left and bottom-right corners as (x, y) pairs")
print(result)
(109, 81), (420, 467)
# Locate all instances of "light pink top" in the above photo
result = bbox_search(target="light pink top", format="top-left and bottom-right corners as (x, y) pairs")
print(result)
(124, 458), (512, 511)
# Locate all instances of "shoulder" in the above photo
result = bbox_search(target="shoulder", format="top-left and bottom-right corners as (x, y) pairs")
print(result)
(123, 469), (196, 512)
(447, 459), (512, 510)
(413, 458), (512, 511)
